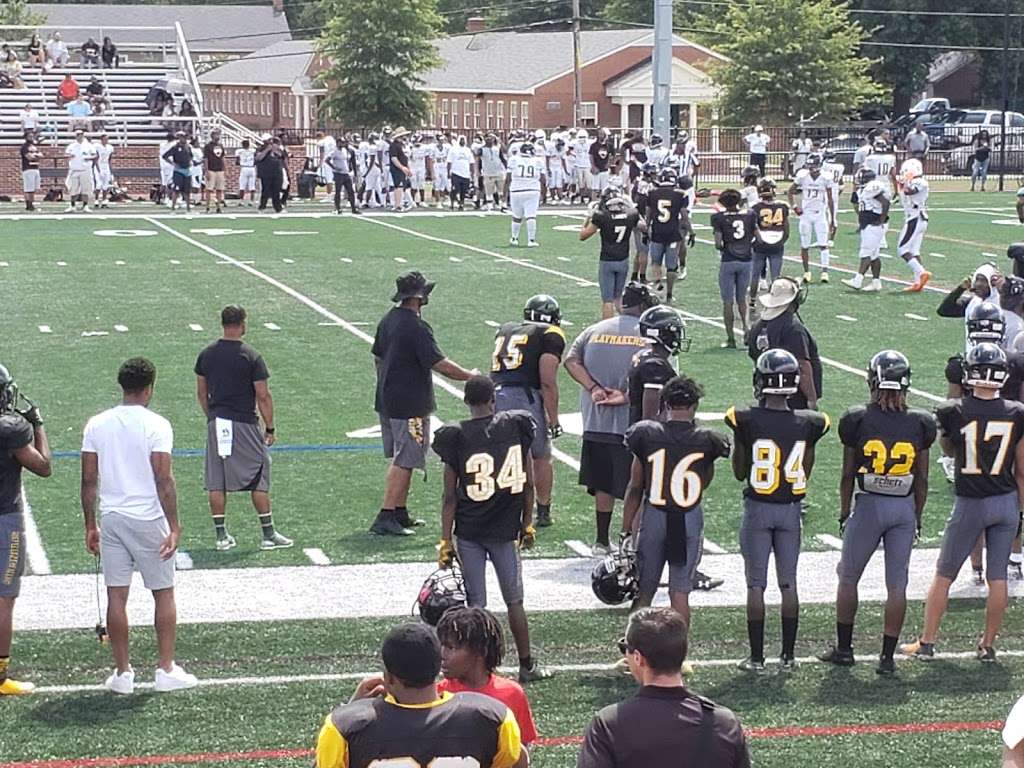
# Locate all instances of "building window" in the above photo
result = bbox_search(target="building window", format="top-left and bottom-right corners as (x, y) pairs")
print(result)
(451, 98), (458, 128)
(496, 101), (504, 130)
(473, 100), (481, 129)
(463, 99), (471, 129)
(486, 100), (493, 130)
(441, 98), (449, 128)
(520, 101), (529, 127)
(510, 100), (518, 129)
(580, 101), (598, 126)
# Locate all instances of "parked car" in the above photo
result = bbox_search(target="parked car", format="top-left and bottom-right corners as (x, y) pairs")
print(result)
(928, 109), (1024, 149)
(820, 134), (864, 174)
(910, 97), (951, 114)
(891, 109), (961, 142)
(946, 133), (1024, 176)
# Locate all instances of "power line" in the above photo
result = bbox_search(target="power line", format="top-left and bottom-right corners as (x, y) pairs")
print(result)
(675, 0), (1024, 18)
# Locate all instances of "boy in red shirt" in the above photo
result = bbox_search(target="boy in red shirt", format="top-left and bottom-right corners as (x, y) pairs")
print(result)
(437, 606), (538, 745)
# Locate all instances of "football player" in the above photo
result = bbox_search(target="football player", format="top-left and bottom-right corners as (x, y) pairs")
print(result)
(864, 137), (897, 191)
(432, 376), (552, 683)
(896, 159), (932, 292)
(903, 343), (1024, 663)
(506, 141), (546, 248)
(841, 167), (890, 293)
(431, 134), (450, 208)
(629, 162), (657, 283)
(750, 179), (790, 301)
(621, 376), (731, 628)
(645, 167), (693, 302)
(491, 296), (566, 529)
(589, 128), (614, 195)
(580, 186), (643, 318)
(628, 306), (688, 424)
(819, 351), (935, 675)
(739, 165), (761, 210)
(646, 133), (668, 168)
(546, 137), (566, 204)
(0, 364), (52, 696)
(821, 149), (844, 227)
(570, 129), (592, 205)
(787, 155), (836, 284)
(727, 350), (830, 673)
(710, 189), (757, 349)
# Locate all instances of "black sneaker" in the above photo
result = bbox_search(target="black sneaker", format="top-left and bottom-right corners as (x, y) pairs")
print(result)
(369, 515), (414, 536)
(536, 508), (552, 528)
(693, 570), (724, 591)
(395, 511), (425, 528)
(518, 662), (553, 683)
(778, 655), (797, 673)
(876, 656), (896, 676)
(818, 644), (855, 667)
(900, 639), (935, 661)
(977, 645), (997, 663)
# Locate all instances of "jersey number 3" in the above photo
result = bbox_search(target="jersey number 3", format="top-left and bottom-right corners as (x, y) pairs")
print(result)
(465, 445), (527, 502)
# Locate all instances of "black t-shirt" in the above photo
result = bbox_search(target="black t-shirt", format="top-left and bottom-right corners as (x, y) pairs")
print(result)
(839, 403), (936, 497)
(194, 339), (269, 424)
(256, 145), (284, 176)
(747, 313), (823, 407)
(711, 209), (757, 261)
(946, 351), (1024, 401)
(646, 186), (688, 244)
(725, 405), (830, 503)
(86, 81), (104, 96)
(432, 411), (535, 542)
(491, 321), (565, 390)
(590, 141), (612, 172)
(20, 142), (39, 171)
(162, 144), (192, 171)
(372, 306), (444, 419)
(751, 200), (789, 254)
(628, 347), (675, 425)
(935, 394), (1024, 497)
(579, 686), (751, 768)
(625, 420), (730, 514)
(975, 144), (991, 162)
(204, 142), (226, 172)
(389, 140), (408, 168)
(0, 413), (32, 517)
(592, 208), (640, 262)
(82, 41), (100, 56)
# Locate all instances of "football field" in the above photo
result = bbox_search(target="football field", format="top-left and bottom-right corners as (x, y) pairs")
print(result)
(4, 190), (1024, 766)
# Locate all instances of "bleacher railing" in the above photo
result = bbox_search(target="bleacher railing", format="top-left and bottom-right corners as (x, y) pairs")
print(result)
(174, 22), (203, 118)
(0, 24), (178, 64)
(6, 114), (201, 146)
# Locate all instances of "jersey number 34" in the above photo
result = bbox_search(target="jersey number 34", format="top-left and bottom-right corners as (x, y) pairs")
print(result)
(465, 445), (527, 502)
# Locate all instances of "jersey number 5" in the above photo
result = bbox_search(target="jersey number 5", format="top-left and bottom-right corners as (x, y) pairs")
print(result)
(960, 420), (1014, 475)
(465, 445), (527, 502)
(657, 197), (673, 223)
(647, 449), (704, 508)
(750, 439), (807, 494)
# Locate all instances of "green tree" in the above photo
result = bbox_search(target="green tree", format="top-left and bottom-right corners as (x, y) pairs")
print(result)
(315, 0), (443, 127)
(704, 0), (885, 123)
(0, 0), (45, 26)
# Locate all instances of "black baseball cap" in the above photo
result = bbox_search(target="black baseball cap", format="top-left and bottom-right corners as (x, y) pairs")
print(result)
(392, 271), (436, 303)
(622, 281), (657, 310)
(381, 622), (441, 688)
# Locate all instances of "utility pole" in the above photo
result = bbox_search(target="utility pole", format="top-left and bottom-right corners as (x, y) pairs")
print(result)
(652, 0), (672, 139)
(572, 0), (582, 127)
(1000, 0), (1010, 192)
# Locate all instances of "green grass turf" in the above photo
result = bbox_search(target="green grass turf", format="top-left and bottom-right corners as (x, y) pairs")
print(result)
(3, 192), (1023, 572)
(5, 600), (1023, 766)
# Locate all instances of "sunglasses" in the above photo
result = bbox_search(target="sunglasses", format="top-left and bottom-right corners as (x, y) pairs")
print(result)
(617, 637), (630, 656)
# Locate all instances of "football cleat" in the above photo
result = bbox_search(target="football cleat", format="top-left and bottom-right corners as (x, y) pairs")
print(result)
(260, 532), (293, 550)
(820, 271), (829, 283)
(518, 661), (553, 683)
(861, 280), (882, 292)
(778, 655), (798, 673)
(841, 276), (862, 290)
(215, 534), (237, 552)
(693, 570), (724, 591)
(536, 507), (553, 528)
(900, 639), (935, 660)
(370, 515), (414, 536)
(509, 237), (519, 246)
(803, 271), (812, 284)
(736, 657), (766, 674)
(0, 678), (36, 695)
(977, 645), (997, 663)
(876, 656), (896, 676)
(818, 644), (855, 667)
(973, 567), (985, 586)
(527, 240), (539, 248)
(396, 510), (425, 528)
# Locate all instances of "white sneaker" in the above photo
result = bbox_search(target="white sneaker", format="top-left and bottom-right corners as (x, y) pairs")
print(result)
(64, 205), (75, 213)
(862, 279), (882, 292)
(105, 667), (135, 695)
(841, 277), (862, 290)
(527, 240), (539, 248)
(154, 663), (198, 692)
(591, 542), (611, 558)
(82, 206), (92, 213)
(681, 267), (688, 280)
(939, 455), (956, 483)
(510, 237), (519, 246)
(758, 278), (768, 292)
(216, 533), (237, 551)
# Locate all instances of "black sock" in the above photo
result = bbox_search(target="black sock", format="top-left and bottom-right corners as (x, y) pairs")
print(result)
(378, 508), (394, 521)
(258, 512), (275, 538)
(212, 514), (227, 539)
(519, 655), (533, 669)
(781, 616), (798, 658)
(881, 634), (898, 661)
(747, 620), (765, 663)
(837, 621), (854, 652)
(596, 511), (612, 546)
(537, 503), (550, 519)
(631, 272), (638, 281)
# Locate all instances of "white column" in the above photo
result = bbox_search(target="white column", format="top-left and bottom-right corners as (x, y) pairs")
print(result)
(294, 94), (301, 128)
(689, 102), (697, 131)
(620, 101), (630, 130)
(642, 102), (651, 131)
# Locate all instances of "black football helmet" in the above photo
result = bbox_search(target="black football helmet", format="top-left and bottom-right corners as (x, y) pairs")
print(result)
(641, 161), (658, 181)
(677, 174), (694, 191)
(855, 167), (876, 185)
(416, 566), (466, 626)
(754, 349), (800, 397)
(967, 301), (1005, 343)
(524, 294), (561, 325)
(519, 141), (535, 156)
(757, 178), (777, 198)
(805, 154), (822, 171)
(0, 364), (15, 413)
(658, 167), (677, 186)
(622, 281), (659, 312)
(964, 342), (1009, 389)
(1004, 275), (1024, 302)
(639, 305), (689, 354)
(599, 186), (630, 214)
(867, 349), (911, 391)
(649, 133), (664, 148)
(591, 551), (638, 605)
(741, 165), (760, 184)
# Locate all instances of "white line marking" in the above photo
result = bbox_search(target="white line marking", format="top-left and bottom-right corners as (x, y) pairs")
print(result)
(56, 261), (67, 266)
(557, 256), (571, 262)
(217, 260), (255, 265)
(905, 313), (928, 321)
(318, 321), (343, 326)
(170, 259), (181, 265)
(263, 322), (281, 331)
(81, 331), (109, 337)
(113, 324), (128, 333)
(115, 260), (126, 265)
(175, 551), (193, 570)
(816, 534), (844, 550)
(702, 539), (726, 555)
(21, 486), (51, 575)
(484, 320), (500, 327)
(189, 323), (204, 332)
(565, 540), (593, 558)
(983, 252), (998, 258)
(836, 315), (858, 322)
(0, 261), (8, 267)
(930, 252), (946, 258)
(282, 258), (295, 264)
(449, 256), (462, 263)
(38, 325), (51, 333)
(340, 257), (353, 263)
(394, 257), (408, 263)
(303, 547), (331, 566)
(274, 231), (318, 236)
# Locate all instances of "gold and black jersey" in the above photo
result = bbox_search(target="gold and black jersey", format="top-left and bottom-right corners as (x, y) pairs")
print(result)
(491, 321), (566, 390)
(839, 404), (936, 497)
(725, 406), (830, 503)
(935, 395), (1024, 498)
(316, 691), (522, 768)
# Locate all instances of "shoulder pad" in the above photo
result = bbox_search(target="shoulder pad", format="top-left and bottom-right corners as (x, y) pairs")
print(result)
(544, 325), (566, 341)
(804, 409), (831, 434)
(330, 698), (379, 739)
(723, 405), (747, 429)
(431, 424), (461, 462)
(0, 413), (32, 451)
(453, 690), (508, 725)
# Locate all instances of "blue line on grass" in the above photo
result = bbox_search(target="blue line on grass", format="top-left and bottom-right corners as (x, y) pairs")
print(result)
(51, 443), (381, 459)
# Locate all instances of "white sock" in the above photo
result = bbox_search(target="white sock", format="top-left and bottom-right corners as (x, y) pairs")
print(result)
(1011, 552), (1023, 565)
(527, 218), (537, 241)
(871, 277), (882, 288)
(511, 221), (521, 239)
(819, 248), (830, 269)
(907, 257), (925, 278)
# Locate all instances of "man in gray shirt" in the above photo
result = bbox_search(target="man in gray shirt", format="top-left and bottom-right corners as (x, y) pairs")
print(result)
(327, 137), (360, 215)
(904, 124), (930, 159)
(479, 134), (507, 211)
(565, 282), (657, 556)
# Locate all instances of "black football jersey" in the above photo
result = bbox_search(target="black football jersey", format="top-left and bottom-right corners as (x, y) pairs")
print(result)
(838, 404), (937, 497)
(935, 395), (1024, 498)
(751, 201), (789, 253)
(591, 208), (640, 262)
(710, 210), (757, 261)
(432, 411), (535, 541)
(0, 413), (31, 517)
(625, 419), (730, 513)
(491, 321), (566, 390)
(725, 405), (830, 503)
(628, 347), (676, 426)
(646, 186), (688, 244)
(946, 352), (1024, 401)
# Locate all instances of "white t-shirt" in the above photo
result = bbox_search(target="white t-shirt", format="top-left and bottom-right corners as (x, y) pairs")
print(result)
(95, 142), (114, 171)
(160, 139), (175, 168)
(1003, 695), (1024, 749)
(81, 404), (173, 521)
(646, 146), (669, 167)
(448, 145), (473, 178)
(65, 140), (96, 172)
(794, 169), (834, 217)
(740, 185), (760, 210)
(317, 135), (337, 161)
(508, 154), (546, 192)
(235, 147), (255, 167)
(900, 178), (929, 219)
(853, 143), (871, 168)
(745, 132), (770, 153)
(20, 108), (39, 130)
(792, 137), (812, 156)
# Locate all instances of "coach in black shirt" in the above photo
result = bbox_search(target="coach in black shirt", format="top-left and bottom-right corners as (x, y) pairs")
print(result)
(255, 135), (285, 213)
(578, 608), (750, 768)
(371, 272), (476, 536)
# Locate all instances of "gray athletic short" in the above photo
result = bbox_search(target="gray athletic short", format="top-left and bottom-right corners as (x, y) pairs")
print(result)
(739, 498), (802, 590)
(0, 512), (25, 599)
(494, 386), (548, 458)
(936, 491), (1019, 582)
(633, 229), (649, 256)
(837, 493), (916, 591)
(636, 503), (704, 595)
(719, 260), (752, 303)
(648, 241), (680, 270)
(751, 248), (783, 284)
(599, 259), (630, 302)
(455, 537), (524, 606)
(205, 420), (271, 493)
(100, 512), (175, 591)
(380, 413), (431, 470)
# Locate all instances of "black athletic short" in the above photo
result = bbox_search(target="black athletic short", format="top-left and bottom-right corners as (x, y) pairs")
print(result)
(579, 438), (632, 499)
(172, 171), (191, 193)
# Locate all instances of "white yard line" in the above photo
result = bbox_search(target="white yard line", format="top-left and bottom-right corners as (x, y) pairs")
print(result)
(905, 313), (929, 321)
(303, 547), (331, 566)
(702, 539), (726, 555)
(37, 325), (51, 333)
(836, 315), (858, 322)
(189, 323), (204, 331)
(114, 324), (129, 333)
(815, 533), (844, 551)
(20, 485), (51, 576)
(263, 322), (281, 331)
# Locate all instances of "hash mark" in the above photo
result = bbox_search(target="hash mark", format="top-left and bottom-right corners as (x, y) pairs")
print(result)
(38, 325), (51, 333)
(263, 322), (281, 331)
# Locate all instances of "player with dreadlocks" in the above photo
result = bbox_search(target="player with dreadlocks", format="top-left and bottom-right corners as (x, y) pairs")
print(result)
(437, 606), (539, 745)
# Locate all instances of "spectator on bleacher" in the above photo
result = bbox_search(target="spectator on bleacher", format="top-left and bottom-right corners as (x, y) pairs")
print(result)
(90, 97), (107, 133)
(20, 134), (42, 212)
(158, 131), (175, 206)
(26, 34), (43, 67)
(80, 37), (101, 69)
(2, 52), (25, 89)
(66, 94), (92, 132)
(45, 33), (69, 68)
(20, 104), (40, 135)
(56, 73), (78, 107)
(179, 98), (197, 136)
(145, 84), (170, 115)
(85, 75), (104, 99)
(101, 37), (118, 68)
(65, 129), (97, 213)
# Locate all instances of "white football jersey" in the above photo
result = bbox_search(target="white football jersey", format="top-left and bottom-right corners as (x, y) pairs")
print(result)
(235, 147), (255, 167)
(858, 178), (891, 215)
(410, 144), (429, 170)
(508, 154), (546, 192)
(900, 177), (929, 219)
(95, 142), (113, 170)
(357, 141), (372, 171)
(646, 146), (669, 167)
(509, 140), (522, 157)
(794, 169), (834, 216)
(572, 139), (590, 168)
(159, 139), (175, 167)
(864, 153), (896, 182)
(317, 135), (337, 157)
(741, 184), (759, 210)
(822, 160), (844, 189)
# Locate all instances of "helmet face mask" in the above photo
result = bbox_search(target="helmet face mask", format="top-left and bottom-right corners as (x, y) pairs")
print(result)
(417, 566), (467, 626)
(867, 349), (911, 391)
(0, 364), (16, 414)
(658, 167), (677, 186)
(757, 178), (777, 198)
(741, 165), (760, 184)
(964, 342), (1009, 389)
(524, 294), (561, 325)
(856, 167), (877, 185)
(967, 302), (1005, 344)
(754, 349), (800, 397)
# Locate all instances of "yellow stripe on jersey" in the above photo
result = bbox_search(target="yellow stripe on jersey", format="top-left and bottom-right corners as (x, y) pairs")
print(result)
(383, 691), (454, 709)
(724, 406), (737, 428)
(544, 325), (566, 340)
(315, 716), (349, 768)
(493, 707), (524, 768)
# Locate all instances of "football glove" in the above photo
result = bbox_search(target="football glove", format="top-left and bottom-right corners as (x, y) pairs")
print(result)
(686, 230), (696, 248)
(548, 423), (563, 439)
(520, 525), (536, 550)
(618, 531), (634, 555)
(437, 539), (455, 569)
(695, 187), (712, 198)
(838, 517), (847, 536)
(16, 395), (42, 427)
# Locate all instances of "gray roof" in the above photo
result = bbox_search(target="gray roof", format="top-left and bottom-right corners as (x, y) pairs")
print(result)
(28, 4), (291, 53)
(424, 29), (715, 93)
(199, 39), (313, 87)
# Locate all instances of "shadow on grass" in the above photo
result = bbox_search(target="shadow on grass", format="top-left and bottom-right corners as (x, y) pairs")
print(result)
(29, 691), (155, 727)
